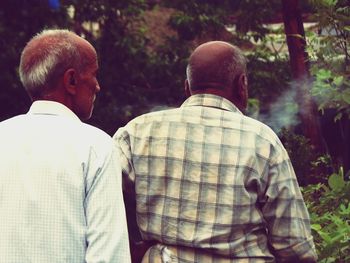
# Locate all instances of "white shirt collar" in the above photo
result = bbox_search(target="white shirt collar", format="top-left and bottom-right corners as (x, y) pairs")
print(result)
(27, 100), (80, 122)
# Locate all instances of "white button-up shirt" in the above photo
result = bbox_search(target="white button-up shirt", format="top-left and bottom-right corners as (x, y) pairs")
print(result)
(0, 101), (131, 263)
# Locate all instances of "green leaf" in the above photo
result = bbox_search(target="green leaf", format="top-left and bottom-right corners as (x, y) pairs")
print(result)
(342, 90), (350, 104)
(312, 224), (322, 231)
(333, 76), (343, 86)
(317, 69), (332, 80)
(318, 230), (332, 243)
(339, 203), (350, 215)
(328, 173), (345, 191)
(322, 0), (338, 7)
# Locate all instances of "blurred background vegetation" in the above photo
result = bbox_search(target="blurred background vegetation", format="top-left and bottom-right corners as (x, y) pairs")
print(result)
(0, 0), (349, 261)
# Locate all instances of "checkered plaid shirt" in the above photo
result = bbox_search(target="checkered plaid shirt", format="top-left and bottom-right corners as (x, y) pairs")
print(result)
(114, 94), (317, 262)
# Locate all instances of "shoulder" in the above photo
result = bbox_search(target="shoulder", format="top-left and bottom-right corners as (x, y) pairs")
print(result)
(114, 108), (179, 138)
(242, 115), (281, 144)
(80, 122), (111, 140)
(0, 114), (25, 126)
(239, 115), (288, 161)
(78, 122), (114, 152)
(128, 107), (179, 125)
(0, 115), (27, 135)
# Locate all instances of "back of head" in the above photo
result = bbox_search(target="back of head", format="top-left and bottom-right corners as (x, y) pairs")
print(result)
(19, 29), (90, 100)
(186, 41), (247, 91)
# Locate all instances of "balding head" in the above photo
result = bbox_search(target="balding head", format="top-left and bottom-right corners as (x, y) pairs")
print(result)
(19, 29), (96, 99)
(186, 41), (246, 90)
(185, 41), (248, 110)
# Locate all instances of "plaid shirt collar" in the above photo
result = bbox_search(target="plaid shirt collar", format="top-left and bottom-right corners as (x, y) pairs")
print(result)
(181, 94), (243, 115)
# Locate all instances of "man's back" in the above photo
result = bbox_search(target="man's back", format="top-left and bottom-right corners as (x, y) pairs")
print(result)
(0, 101), (129, 262)
(115, 94), (315, 262)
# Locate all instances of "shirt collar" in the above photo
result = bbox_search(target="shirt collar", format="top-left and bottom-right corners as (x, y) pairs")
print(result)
(181, 94), (243, 115)
(27, 100), (81, 121)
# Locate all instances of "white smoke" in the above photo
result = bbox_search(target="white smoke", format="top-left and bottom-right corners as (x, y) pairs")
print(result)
(257, 84), (300, 134)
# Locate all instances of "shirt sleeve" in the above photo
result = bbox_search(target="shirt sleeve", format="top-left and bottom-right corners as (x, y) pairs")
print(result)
(84, 144), (131, 263)
(260, 142), (317, 263)
(113, 128), (136, 194)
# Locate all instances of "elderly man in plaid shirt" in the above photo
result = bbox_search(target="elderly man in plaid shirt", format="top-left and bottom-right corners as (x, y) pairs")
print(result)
(114, 41), (317, 263)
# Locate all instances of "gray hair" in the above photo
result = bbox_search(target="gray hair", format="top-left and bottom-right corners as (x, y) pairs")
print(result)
(186, 44), (247, 90)
(19, 29), (88, 98)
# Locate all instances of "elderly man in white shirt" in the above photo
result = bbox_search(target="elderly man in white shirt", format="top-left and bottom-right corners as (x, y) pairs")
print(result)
(0, 29), (131, 263)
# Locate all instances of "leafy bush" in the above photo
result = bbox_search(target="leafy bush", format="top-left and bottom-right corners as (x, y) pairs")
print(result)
(302, 167), (350, 262)
(279, 128), (333, 185)
(307, 0), (350, 120)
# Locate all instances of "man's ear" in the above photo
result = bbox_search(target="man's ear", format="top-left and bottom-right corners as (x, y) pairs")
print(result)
(237, 74), (248, 110)
(240, 74), (248, 88)
(184, 79), (191, 98)
(232, 73), (248, 111)
(63, 68), (77, 95)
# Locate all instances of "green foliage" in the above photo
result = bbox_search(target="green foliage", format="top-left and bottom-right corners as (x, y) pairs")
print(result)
(246, 34), (291, 111)
(164, 0), (230, 40)
(163, 0), (283, 41)
(310, 67), (350, 120)
(280, 128), (313, 186)
(307, 0), (350, 120)
(279, 128), (333, 185)
(303, 167), (350, 262)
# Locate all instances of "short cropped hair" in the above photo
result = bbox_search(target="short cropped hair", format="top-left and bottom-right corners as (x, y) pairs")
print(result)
(186, 44), (247, 91)
(19, 29), (89, 98)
